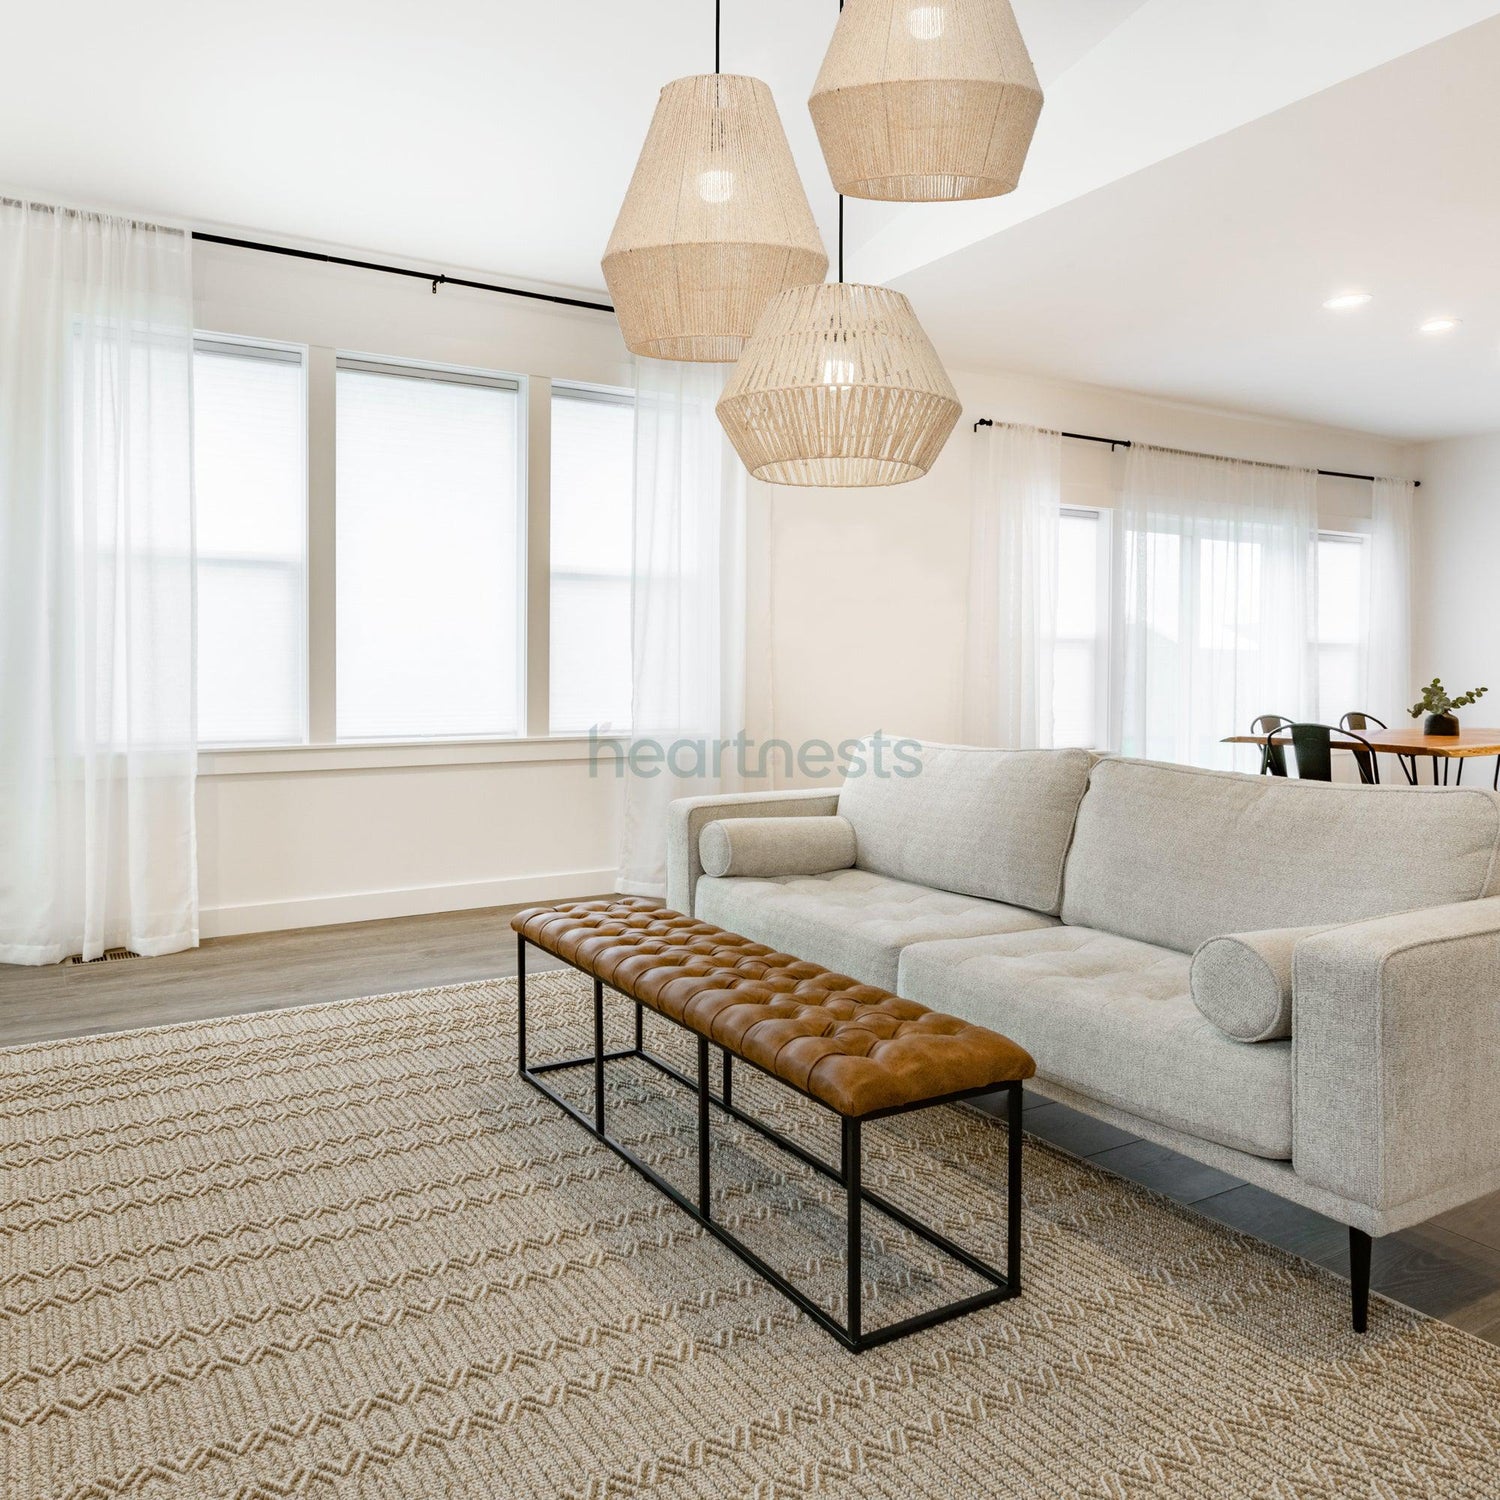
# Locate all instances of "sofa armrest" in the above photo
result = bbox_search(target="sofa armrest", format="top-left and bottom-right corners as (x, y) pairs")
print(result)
(667, 789), (842, 916)
(1293, 897), (1500, 1214)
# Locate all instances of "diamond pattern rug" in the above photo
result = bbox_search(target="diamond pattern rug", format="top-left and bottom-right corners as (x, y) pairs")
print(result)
(3, 972), (1498, 1498)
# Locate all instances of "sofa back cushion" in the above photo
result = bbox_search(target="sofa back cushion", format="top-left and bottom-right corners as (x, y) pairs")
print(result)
(1062, 757), (1500, 953)
(836, 741), (1093, 915)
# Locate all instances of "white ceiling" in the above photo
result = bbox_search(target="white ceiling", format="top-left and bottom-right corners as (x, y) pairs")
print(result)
(895, 15), (1500, 441)
(3, 0), (1499, 440)
(0, 0), (1146, 291)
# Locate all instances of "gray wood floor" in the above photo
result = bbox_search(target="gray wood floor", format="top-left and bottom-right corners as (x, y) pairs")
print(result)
(4, 904), (1498, 1345)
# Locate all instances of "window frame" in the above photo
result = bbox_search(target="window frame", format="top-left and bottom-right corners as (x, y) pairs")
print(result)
(194, 341), (637, 769)
(1311, 527), (1370, 725)
(548, 379), (636, 736)
(331, 351), (529, 745)
(192, 332), (311, 749)
(1054, 505), (1112, 750)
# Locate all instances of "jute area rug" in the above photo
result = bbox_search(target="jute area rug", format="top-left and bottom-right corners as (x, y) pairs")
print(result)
(4, 972), (1498, 1499)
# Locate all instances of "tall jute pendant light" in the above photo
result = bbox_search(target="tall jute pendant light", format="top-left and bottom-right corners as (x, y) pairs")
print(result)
(602, 4), (828, 361)
(717, 51), (961, 491)
(809, 0), (1043, 201)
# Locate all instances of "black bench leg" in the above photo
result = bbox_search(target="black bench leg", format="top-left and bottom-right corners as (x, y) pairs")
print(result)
(1008, 1082), (1024, 1294)
(722, 1049), (733, 1109)
(844, 1116), (862, 1346)
(516, 933), (527, 1073)
(1350, 1227), (1372, 1332)
(593, 977), (605, 1135)
(698, 1035), (711, 1219)
(634, 999), (643, 1055)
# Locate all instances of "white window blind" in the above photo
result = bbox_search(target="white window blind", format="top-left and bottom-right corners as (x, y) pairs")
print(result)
(1314, 531), (1366, 721)
(1053, 508), (1109, 749)
(193, 338), (307, 746)
(335, 360), (523, 741)
(549, 384), (634, 734)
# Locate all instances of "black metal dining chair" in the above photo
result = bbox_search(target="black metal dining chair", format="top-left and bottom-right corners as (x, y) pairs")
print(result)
(1251, 714), (1291, 777)
(1264, 723), (1380, 783)
(1342, 710), (1423, 787)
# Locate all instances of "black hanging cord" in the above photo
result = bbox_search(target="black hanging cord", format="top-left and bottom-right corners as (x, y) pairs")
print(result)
(836, 0), (845, 282)
(191, 232), (614, 314)
(971, 420), (1421, 486)
(715, 0), (721, 72)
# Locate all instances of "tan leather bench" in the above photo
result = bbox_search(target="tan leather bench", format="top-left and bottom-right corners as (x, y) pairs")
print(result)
(513, 898), (1032, 1351)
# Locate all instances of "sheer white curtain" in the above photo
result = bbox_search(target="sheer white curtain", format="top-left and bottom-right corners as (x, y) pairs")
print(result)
(0, 200), (197, 963)
(962, 422), (1061, 747)
(1113, 445), (1317, 770)
(1363, 477), (1416, 726)
(617, 359), (764, 897)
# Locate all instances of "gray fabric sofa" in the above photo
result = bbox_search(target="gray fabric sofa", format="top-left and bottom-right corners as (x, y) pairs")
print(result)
(667, 741), (1500, 1328)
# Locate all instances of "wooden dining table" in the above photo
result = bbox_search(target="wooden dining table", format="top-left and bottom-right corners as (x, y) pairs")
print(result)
(1222, 727), (1500, 787)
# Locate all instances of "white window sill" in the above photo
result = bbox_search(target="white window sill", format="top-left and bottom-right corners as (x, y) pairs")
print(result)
(198, 735), (617, 777)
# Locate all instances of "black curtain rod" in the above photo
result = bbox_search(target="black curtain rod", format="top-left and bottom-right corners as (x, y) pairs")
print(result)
(192, 232), (615, 314)
(972, 418), (1419, 487)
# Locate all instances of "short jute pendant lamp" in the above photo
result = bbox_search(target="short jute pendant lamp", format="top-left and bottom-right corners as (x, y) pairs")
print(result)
(717, 281), (961, 486)
(603, 74), (828, 361)
(809, 0), (1043, 201)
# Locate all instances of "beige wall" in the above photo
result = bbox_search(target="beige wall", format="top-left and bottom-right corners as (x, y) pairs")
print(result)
(192, 239), (630, 937)
(191, 237), (1422, 931)
(1412, 433), (1500, 702)
(764, 364), (1418, 768)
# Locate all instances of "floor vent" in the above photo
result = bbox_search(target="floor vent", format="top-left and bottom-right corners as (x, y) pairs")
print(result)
(62, 948), (142, 966)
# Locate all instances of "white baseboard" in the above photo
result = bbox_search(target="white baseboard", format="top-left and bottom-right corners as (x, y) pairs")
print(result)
(198, 869), (619, 939)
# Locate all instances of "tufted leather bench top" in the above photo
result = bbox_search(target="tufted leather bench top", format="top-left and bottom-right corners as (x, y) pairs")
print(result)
(513, 898), (1035, 1119)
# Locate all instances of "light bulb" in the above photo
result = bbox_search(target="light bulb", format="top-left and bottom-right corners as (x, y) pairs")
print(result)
(696, 169), (736, 204)
(908, 5), (945, 40)
(821, 357), (857, 386)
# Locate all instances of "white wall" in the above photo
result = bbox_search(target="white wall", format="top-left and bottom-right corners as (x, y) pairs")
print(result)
(1412, 433), (1500, 703)
(764, 364), (1419, 766)
(193, 239), (631, 937)
(191, 236), (1422, 933)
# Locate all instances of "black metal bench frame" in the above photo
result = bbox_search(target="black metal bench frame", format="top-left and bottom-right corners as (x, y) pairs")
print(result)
(516, 933), (1022, 1352)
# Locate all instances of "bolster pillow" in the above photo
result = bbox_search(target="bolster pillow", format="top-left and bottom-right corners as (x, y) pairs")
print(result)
(1190, 925), (1337, 1042)
(699, 816), (857, 880)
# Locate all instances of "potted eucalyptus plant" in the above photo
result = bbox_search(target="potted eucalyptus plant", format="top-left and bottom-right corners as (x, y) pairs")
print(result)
(1410, 678), (1488, 736)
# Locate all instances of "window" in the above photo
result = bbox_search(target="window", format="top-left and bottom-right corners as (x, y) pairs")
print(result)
(335, 359), (524, 741)
(549, 384), (634, 734)
(193, 338), (307, 745)
(1053, 508), (1110, 748)
(1314, 531), (1367, 720)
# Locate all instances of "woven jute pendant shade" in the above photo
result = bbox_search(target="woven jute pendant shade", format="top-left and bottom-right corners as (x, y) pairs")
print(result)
(603, 74), (828, 362)
(716, 282), (961, 487)
(809, 0), (1043, 202)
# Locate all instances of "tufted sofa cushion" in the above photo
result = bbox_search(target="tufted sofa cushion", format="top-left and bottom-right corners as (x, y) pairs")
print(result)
(694, 868), (1057, 990)
(898, 926), (1293, 1159)
(512, 898), (1035, 1118)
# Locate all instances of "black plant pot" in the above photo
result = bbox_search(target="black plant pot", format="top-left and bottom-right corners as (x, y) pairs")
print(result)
(1425, 712), (1460, 737)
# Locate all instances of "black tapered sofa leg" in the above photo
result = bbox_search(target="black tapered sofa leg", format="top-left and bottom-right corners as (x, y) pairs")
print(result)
(1350, 1226), (1372, 1332)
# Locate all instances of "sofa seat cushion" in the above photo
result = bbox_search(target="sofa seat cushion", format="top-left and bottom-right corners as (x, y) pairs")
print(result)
(693, 869), (1058, 992)
(897, 927), (1293, 1159)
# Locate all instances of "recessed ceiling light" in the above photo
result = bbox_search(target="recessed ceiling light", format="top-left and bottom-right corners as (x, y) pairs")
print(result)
(1323, 292), (1372, 312)
(1420, 317), (1460, 334)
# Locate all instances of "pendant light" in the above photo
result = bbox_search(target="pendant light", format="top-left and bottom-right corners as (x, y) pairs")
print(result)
(717, 166), (960, 486)
(809, 0), (1043, 202)
(602, 4), (828, 361)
